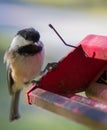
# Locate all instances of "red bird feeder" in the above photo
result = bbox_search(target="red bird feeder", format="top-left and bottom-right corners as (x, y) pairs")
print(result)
(27, 34), (107, 100)
(26, 25), (107, 129)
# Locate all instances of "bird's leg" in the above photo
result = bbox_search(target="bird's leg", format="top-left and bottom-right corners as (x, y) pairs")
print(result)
(32, 80), (41, 86)
(32, 62), (58, 86)
(43, 62), (58, 73)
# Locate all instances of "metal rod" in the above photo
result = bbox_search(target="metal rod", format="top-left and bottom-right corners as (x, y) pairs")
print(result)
(49, 24), (77, 48)
(49, 24), (88, 57)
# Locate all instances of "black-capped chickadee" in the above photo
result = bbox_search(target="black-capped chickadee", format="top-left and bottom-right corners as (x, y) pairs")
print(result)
(4, 28), (44, 121)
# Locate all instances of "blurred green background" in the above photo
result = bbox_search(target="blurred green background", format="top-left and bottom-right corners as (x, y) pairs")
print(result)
(1, 0), (107, 130)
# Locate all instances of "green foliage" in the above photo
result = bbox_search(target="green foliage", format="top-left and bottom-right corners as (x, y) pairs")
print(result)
(22, 0), (107, 8)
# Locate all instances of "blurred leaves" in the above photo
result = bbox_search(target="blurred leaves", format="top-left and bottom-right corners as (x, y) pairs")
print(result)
(21, 0), (107, 7)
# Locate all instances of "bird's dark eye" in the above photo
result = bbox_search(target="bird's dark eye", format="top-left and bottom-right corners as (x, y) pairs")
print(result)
(17, 28), (40, 42)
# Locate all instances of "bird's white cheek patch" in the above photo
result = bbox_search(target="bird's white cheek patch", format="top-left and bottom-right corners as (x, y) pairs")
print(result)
(10, 35), (32, 50)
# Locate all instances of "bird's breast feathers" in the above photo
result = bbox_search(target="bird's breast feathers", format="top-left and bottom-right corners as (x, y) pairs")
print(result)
(11, 49), (44, 86)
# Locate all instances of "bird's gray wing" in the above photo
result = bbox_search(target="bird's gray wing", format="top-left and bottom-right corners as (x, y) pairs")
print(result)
(7, 66), (14, 95)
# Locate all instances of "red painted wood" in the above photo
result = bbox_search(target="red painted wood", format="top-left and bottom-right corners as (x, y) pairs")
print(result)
(38, 45), (106, 95)
(26, 34), (107, 129)
(26, 34), (107, 102)
(27, 88), (107, 130)
(81, 34), (107, 60)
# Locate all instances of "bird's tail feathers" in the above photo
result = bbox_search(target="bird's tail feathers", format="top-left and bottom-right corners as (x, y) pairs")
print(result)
(10, 90), (21, 122)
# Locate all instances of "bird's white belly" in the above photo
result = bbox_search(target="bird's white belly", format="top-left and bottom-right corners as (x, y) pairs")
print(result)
(12, 50), (44, 85)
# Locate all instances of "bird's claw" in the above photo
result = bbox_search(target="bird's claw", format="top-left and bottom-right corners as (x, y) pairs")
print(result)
(31, 62), (58, 86)
(43, 62), (58, 73)
(32, 80), (41, 86)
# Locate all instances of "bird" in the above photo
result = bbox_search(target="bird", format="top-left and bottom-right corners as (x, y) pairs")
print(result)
(4, 27), (44, 122)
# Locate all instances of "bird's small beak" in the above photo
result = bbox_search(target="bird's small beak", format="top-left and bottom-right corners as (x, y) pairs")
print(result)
(34, 41), (43, 47)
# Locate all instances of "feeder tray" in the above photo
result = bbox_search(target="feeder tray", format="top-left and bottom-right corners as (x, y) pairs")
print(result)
(26, 34), (107, 130)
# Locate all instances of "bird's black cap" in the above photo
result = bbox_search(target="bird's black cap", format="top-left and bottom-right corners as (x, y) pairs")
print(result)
(17, 28), (40, 42)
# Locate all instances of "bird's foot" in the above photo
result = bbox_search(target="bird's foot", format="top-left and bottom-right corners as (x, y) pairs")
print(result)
(43, 62), (58, 73)
(32, 80), (41, 86)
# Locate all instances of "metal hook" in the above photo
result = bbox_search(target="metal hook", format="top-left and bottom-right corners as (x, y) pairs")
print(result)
(49, 24), (88, 57)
